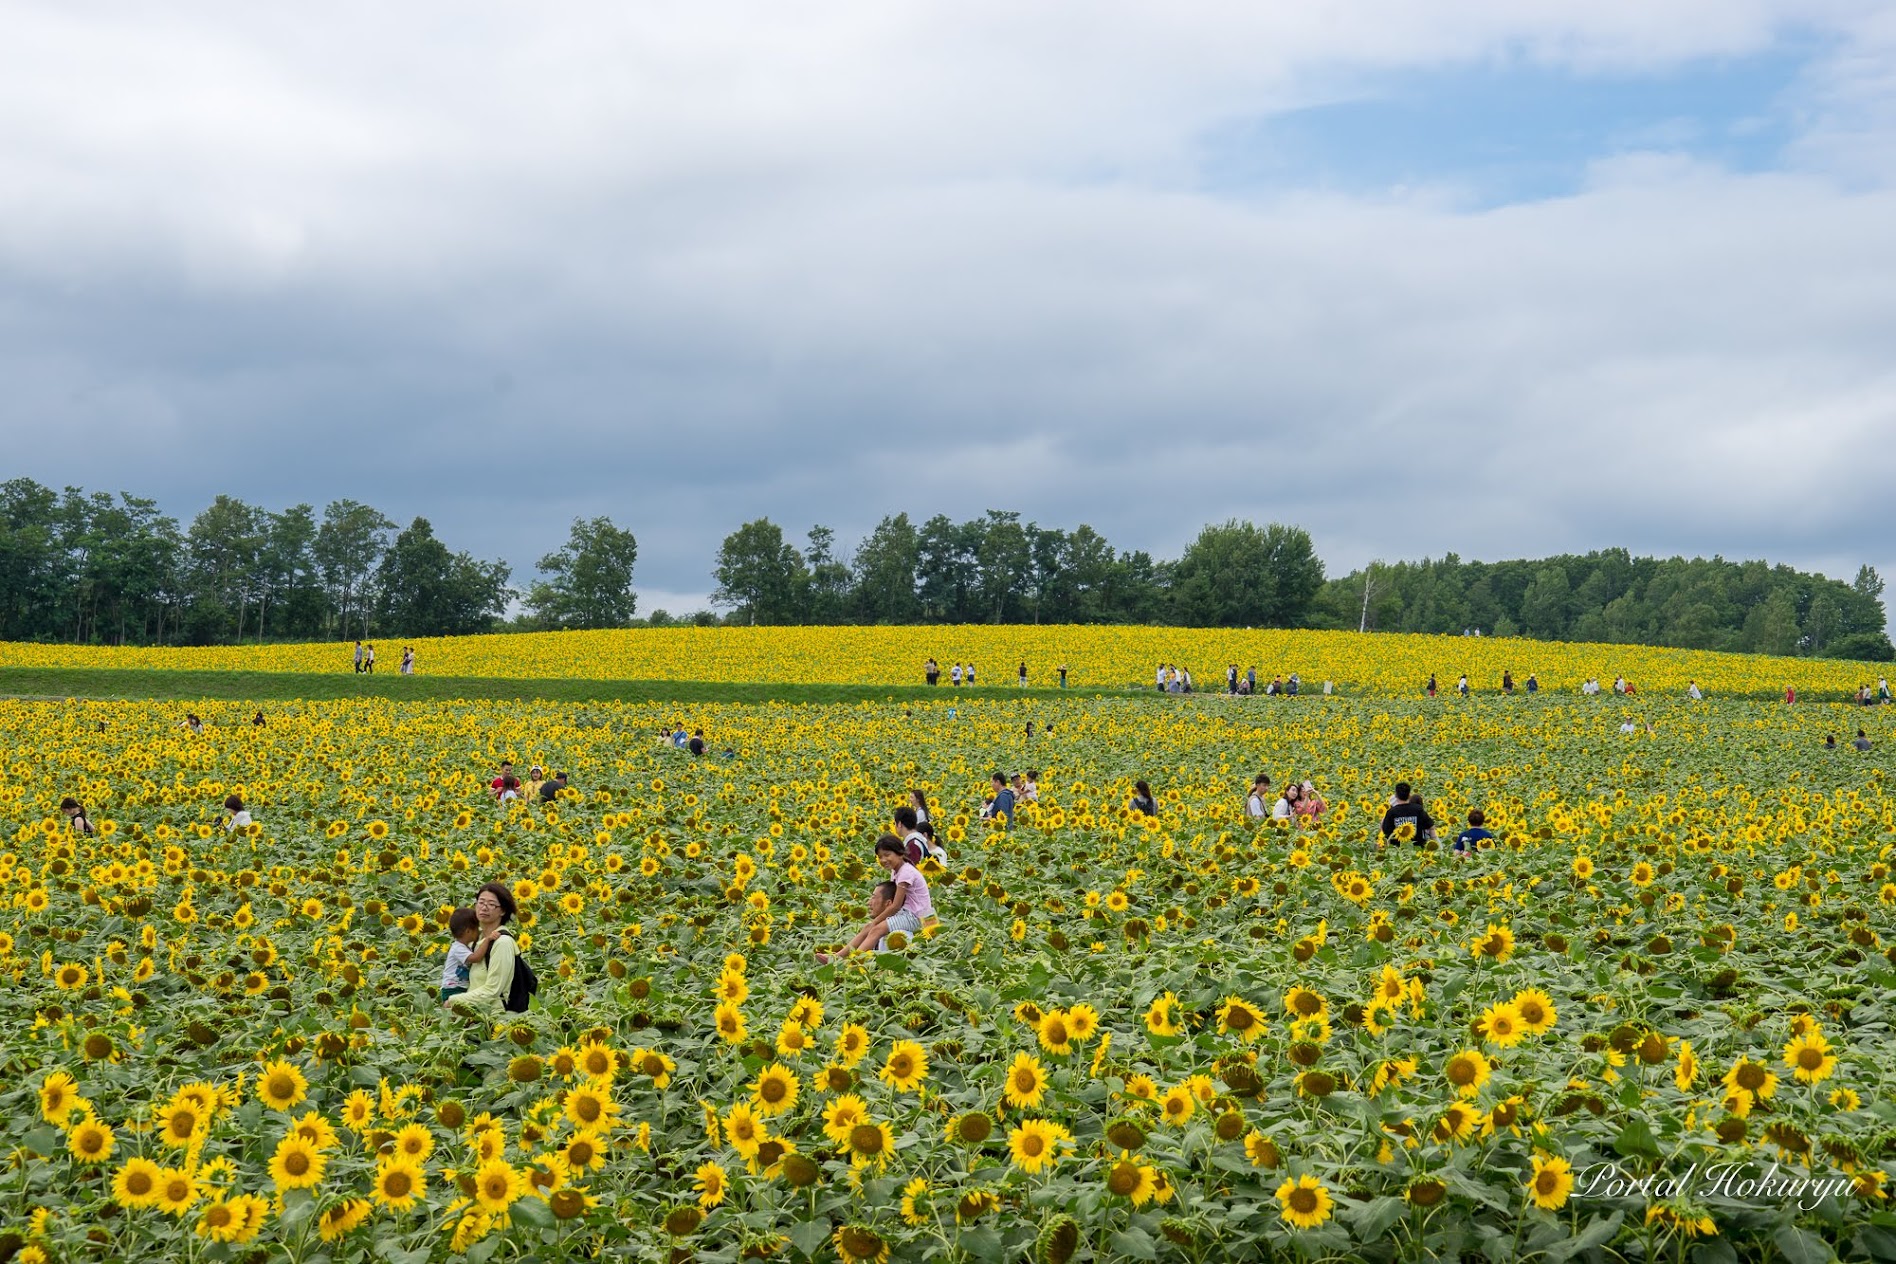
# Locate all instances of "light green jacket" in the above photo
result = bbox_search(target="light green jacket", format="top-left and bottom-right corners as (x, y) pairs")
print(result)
(448, 933), (518, 1017)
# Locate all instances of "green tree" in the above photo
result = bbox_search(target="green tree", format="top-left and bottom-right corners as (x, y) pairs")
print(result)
(375, 518), (512, 636)
(803, 526), (853, 624)
(851, 514), (922, 623)
(1170, 520), (1324, 628)
(184, 495), (263, 643)
(314, 500), (394, 639)
(1521, 566), (1574, 638)
(712, 519), (808, 625)
(528, 516), (640, 629)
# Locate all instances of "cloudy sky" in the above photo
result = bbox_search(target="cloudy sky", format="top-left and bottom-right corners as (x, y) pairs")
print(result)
(3, 2), (1893, 613)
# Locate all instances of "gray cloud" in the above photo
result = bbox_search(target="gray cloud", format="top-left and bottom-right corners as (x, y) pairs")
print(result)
(2, 1), (1893, 610)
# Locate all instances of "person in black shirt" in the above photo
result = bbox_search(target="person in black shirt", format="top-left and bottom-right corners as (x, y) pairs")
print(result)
(1380, 782), (1434, 847)
(60, 797), (96, 836)
(539, 772), (569, 801)
(1129, 780), (1159, 817)
(688, 730), (706, 757)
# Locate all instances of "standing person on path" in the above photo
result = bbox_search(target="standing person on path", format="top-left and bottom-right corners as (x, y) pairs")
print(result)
(1058, 663), (1069, 689)
(1156, 664), (1167, 693)
(1427, 674), (1437, 698)
(1227, 664), (1238, 694)
(1880, 677), (1890, 704)
(354, 641), (365, 673)
(1457, 674), (1469, 698)
(449, 883), (520, 1018)
(966, 664), (976, 687)
(401, 647), (415, 675)
(1786, 686), (1796, 704)
(364, 644), (376, 674)
(925, 658), (939, 686)
(1018, 662), (1028, 688)
(951, 663), (963, 687)
(1246, 666), (1257, 694)
(1287, 673), (1300, 697)
(1502, 671), (1514, 696)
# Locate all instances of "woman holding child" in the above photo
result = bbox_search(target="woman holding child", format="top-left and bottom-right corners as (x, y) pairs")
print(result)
(447, 882), (519, 1018)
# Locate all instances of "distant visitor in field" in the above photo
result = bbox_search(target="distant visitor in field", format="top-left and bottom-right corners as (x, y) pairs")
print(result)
(982, 773), (1015, 827)
(1058, 663), (1069, 688)
(1245, 774), (1271, 820)
(1129, 780), (1158, 817)
(924, 658), (938, 685)
(539, 772), (569, 801)
(1380, 782), (1433, 847)
(354, 640), (365, 673)
(223, 794), (252, 831)
(951, 663), (963, 686)
(60, 797), (95, 836)
(1455, 809), (1494, 858)
(1018, 662), (1028, 687)
(1296, 781), (1326, 821)
(401, 646), (415, 675)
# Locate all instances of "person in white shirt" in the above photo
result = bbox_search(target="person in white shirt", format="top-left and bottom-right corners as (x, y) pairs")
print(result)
(1245, 774), (1271, 820)
(951, 663), (963, 686)
(223, 794), (253, 831)
(1271, 786), (1298, 821)
(1687, 681), (1702, 700)
(1156, 665), (1166, 693)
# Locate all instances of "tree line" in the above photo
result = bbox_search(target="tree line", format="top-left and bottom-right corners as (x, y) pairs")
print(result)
(0, 479), (637, 645)
(3, 476), (1889, 660)
(1318, 550), (1891, 661)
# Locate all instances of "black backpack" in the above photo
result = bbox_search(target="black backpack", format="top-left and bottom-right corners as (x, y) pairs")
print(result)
(501, 933), (539, 1013)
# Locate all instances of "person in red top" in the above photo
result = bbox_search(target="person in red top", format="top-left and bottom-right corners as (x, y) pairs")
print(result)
(490, 761), (515, 799)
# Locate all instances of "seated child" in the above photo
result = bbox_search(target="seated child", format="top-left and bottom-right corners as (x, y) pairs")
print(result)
(821, 835), (932, 960)
(439, 907), (479, 1005)
(1453, 809), (1495, 858)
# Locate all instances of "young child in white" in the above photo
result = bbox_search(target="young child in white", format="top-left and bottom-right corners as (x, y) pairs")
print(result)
(439, 907), (479, 1005)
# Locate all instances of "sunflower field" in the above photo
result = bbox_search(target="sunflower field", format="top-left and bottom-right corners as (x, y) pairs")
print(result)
(2, 624), (1886, 698)
(3, 686), (1895, 1263)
